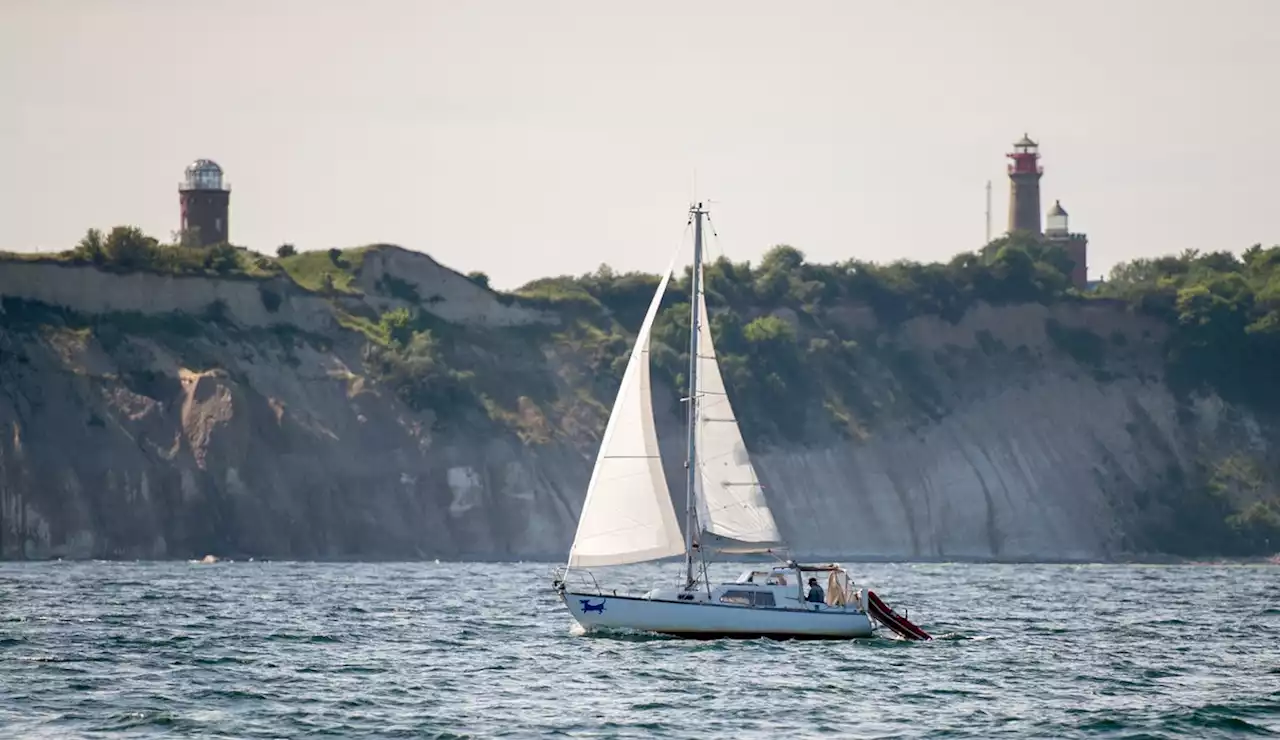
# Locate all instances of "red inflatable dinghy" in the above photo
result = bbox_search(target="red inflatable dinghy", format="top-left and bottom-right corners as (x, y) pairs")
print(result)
(866, 590), (932, 641)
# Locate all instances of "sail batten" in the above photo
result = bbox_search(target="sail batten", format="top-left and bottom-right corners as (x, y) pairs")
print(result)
(692, 284), (784, 548)
(566, 265), (684, 568)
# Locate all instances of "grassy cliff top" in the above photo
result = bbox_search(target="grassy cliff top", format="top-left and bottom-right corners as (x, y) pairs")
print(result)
(1, 230), (424, 296)
(276, 247), (369, 293)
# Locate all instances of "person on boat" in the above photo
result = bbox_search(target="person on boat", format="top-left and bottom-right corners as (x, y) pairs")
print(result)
(806, 577), (825, 604)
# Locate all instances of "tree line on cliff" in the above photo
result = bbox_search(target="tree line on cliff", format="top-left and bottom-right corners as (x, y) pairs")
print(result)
(69, 226), (278, 277)
(524, 233), (1280, 417)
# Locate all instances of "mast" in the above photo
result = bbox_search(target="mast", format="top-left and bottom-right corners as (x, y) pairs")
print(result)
(985, 180), (992, 244)
(683, 202), (705, 589)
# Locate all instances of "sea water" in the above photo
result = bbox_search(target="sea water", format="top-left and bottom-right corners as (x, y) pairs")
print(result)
(2, 560), (1277, 738)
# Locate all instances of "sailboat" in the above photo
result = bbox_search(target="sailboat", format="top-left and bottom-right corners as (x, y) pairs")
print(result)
(553, 204), (930, 640)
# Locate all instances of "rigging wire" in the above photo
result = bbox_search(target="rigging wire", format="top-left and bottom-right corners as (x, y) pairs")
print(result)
(705, 211), (726, 263)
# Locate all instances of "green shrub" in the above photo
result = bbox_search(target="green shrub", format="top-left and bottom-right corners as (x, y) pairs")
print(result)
(102, 226), (158, 268)
(514, 277), (604, 314)
(73, 228), (106, 264)
(204, 242), (240, 273)
(379, 307), (414, 346)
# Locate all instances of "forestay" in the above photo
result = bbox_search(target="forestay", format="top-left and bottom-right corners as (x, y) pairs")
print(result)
(566, 266), (684, 567)
(692, 278), (784, 549)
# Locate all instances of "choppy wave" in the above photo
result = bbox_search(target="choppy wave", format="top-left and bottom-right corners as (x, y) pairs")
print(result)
(1, 560), (1278, 738)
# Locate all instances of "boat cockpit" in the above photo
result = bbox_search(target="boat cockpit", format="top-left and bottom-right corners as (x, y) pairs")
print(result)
(657, 563), (869, 613)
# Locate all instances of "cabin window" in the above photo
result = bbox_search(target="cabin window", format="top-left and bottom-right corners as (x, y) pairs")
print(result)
(719, 590), (775, 607)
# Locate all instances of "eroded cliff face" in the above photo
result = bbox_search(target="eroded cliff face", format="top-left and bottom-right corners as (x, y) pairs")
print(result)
(0, 319), (597, 560)
(756, 374), (1181, 560)
(0, 251), (1274, 560)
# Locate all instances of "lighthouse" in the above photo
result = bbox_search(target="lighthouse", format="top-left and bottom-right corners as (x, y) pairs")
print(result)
(1006, 134), (1042, 235)
(999, 135), (1090, 290)
(178, 159), (230, 246)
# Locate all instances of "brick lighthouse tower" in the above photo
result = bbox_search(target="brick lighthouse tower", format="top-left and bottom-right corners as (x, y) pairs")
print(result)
(179, 159), (230, 246)
(1006, 134), (1042, 235)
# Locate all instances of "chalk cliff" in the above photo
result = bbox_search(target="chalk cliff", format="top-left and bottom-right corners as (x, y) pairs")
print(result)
(0, 247), (1274, 560)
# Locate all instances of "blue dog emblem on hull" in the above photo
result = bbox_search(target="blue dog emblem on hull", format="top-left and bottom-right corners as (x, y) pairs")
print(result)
(579, 599), (606, 614)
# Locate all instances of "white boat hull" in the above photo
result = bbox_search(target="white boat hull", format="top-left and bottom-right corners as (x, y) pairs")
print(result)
(561, 590), (876, 639)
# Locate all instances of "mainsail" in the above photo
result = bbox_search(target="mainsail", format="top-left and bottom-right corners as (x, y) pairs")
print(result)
(692, 278), (783, 549)
(566, 266), (684, 567)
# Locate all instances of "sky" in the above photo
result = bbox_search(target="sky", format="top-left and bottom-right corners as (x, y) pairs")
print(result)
(2, 1), (1278, 288)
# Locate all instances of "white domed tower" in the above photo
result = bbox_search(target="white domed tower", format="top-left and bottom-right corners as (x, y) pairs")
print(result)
(179, 159), (230, 246)
(1046, 199), (1069, 236)
(1044, 199), (1088, 289)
